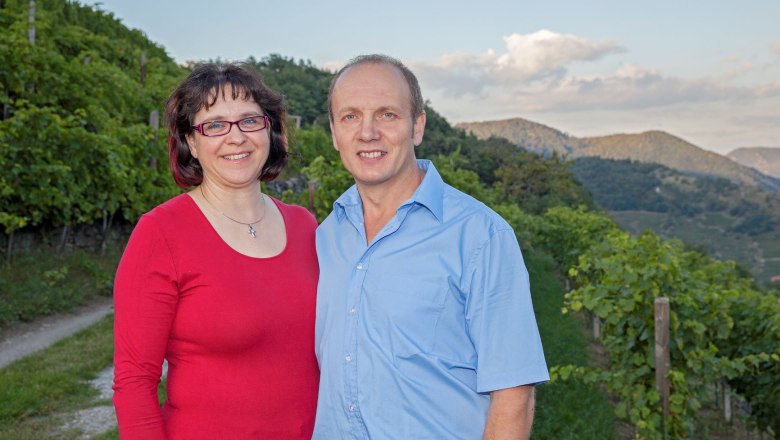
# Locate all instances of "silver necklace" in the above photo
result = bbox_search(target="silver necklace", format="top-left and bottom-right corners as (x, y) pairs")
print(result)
(199, 186), (267, 238)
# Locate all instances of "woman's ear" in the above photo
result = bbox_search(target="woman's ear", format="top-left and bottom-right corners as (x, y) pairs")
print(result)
(185, 134), (198, 159)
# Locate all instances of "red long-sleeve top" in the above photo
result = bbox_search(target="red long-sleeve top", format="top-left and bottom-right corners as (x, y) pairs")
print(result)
(112, 194), (319, 439)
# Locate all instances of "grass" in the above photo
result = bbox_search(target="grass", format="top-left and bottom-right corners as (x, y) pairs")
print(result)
(92, 430), (118, 440)
(525, 249), (619, 440)
(0, 247), (120, 328)
(0, 314), (114, 439)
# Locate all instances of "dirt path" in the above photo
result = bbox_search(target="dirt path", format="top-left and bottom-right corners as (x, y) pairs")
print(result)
(0, 296), (114, 369)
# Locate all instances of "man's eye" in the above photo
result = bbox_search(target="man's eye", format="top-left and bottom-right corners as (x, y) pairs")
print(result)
(343, 114), (357, 121)
(381, 112), (396, 120)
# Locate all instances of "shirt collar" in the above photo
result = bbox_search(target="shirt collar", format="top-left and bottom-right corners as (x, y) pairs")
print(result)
(333, 184), (361, 222)
(408, 159), (444, 222)
(333, 159), (445, 223)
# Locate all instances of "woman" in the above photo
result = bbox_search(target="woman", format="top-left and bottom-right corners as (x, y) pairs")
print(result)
(112, 63), (319, 439)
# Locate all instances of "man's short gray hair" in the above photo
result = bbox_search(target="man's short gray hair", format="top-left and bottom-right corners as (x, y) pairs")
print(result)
(327, 54), (424, 122)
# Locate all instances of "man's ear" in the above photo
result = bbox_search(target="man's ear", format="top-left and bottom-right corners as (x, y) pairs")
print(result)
(330, 121), (339, 151)
(413, 111), (426, 146)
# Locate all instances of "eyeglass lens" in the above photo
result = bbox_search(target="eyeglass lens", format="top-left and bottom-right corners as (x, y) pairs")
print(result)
(199, 116), (267, 136)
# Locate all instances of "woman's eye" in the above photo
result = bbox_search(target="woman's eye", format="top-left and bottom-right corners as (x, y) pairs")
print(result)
(240, 117), (260, 127)
(204, 121), (225, 130)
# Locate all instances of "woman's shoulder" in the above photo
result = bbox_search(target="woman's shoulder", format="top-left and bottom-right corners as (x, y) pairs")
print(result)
(143, 193), (194, 221)
(131, 193), (197, 237)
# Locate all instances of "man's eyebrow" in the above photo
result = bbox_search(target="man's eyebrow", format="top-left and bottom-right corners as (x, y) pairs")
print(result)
(375, 106), (402, 113)
(335, 106), (361, 115)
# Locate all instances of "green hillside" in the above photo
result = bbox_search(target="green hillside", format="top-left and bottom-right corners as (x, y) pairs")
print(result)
(576, 131), (780, 193)
(570, 157), (780, 284)
(458, 118), (780, 192)
(455, 117), (585, 157)
(0, 0), (186, 237)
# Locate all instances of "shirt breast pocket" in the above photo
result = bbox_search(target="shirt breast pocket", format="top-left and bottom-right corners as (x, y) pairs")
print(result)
(363, 274), (447, 354)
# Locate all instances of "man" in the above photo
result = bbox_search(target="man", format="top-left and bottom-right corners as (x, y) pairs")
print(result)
(314, 54), (549, 439)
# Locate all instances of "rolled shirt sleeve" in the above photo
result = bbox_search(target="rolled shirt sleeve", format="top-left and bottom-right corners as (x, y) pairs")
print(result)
(464, 228), (550, 393)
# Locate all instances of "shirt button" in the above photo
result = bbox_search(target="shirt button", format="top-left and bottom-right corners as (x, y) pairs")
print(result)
(345, 354), (352, 362)
(349, 404), (357, 412)
(356, 263), (364, 270)
(349, 307), (357, 316)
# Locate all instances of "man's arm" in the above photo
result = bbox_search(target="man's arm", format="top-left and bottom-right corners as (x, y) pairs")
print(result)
(482, 385), (536, 440)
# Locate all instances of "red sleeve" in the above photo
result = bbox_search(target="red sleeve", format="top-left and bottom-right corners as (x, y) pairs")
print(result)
(112, 214), (178, 440)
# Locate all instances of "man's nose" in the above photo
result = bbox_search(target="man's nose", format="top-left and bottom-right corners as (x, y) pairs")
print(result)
(358, 118), (379, 141)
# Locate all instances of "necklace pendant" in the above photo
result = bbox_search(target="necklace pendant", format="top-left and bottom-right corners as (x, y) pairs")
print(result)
(248, 224), (257, 238)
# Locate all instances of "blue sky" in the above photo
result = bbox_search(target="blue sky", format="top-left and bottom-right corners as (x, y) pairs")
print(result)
(85, 0), (780, 154)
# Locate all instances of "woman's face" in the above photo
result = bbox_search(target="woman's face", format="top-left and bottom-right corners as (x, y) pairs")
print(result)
(186, 86), (271, 190)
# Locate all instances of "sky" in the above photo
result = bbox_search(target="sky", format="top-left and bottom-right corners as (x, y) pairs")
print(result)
(84, 0), (780, 155)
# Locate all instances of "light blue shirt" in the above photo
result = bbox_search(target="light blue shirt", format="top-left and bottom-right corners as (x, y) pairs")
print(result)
(313, 160), (549, 439)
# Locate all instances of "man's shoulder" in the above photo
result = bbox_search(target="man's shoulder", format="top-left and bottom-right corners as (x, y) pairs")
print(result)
(440, 183), (511, 232)
(315, 208), (345, 237)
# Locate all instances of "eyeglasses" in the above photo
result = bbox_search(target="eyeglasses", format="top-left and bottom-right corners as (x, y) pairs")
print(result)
(191, 115), (270, 137)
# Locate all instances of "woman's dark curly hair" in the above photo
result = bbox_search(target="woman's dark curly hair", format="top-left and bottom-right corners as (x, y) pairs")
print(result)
(165, 63), (288, 188)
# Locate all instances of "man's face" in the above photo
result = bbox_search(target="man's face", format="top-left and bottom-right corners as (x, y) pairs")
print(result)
(329, 62), (425, 191)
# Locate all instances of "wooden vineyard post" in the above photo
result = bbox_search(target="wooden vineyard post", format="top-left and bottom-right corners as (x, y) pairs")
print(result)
(592, 314), (601, 339)
(655, 297), (671, 438)
(28, 0), (36, 45)
(723, 380), (732, 424)
(308, 180), (317, 215)
(148, 111), (160, 169)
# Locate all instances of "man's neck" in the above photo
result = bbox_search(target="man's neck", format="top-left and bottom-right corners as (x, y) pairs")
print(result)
(357, 165), (425, 243)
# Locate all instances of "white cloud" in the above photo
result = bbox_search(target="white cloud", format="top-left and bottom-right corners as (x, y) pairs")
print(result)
(494, 30), (623, 78)
(754, 79), (780, 98)
(412, 31), (780, 116)
(409, 30), (623, 96)
(408, 31), (780, 152)
(320, 59), (343, 73)
(539, 67), (750, 111)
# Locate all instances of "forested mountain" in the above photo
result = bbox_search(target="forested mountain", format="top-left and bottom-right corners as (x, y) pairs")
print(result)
(458, 118), (780, 192)
(454, 117), (584, 157)
(419, 107), (594, 214)
(577, 131), (780, 192)
(728, 146), (780, 179)
(570, 157), (780, 282)
(459, 117), (780, 283)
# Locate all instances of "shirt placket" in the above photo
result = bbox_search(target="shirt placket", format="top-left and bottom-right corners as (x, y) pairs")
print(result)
(344, 247), (371, 438)
(343, 205), (413, 438)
